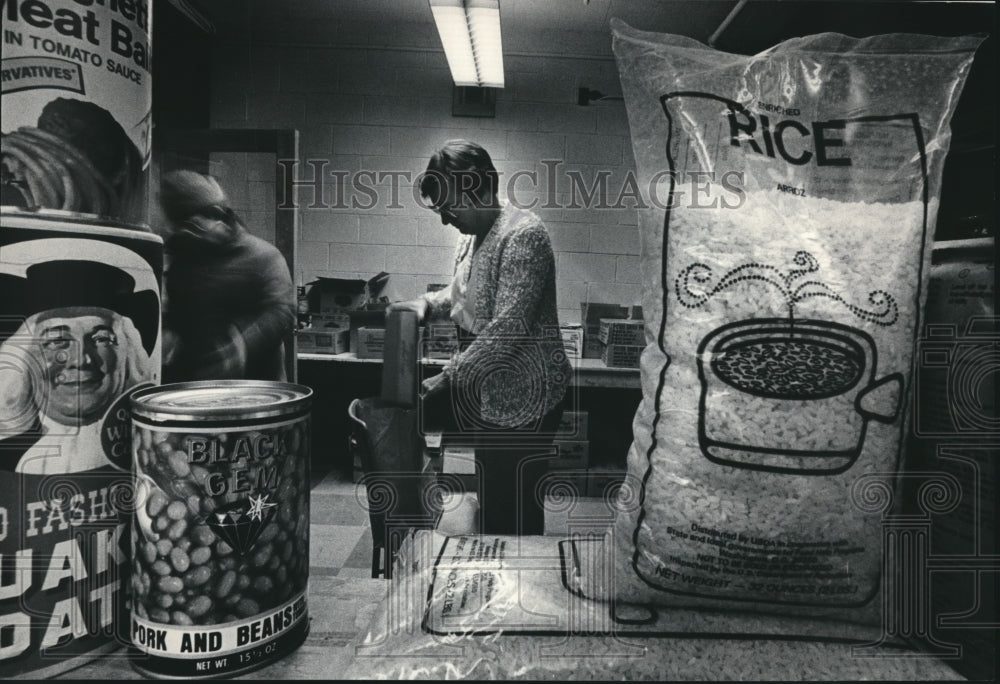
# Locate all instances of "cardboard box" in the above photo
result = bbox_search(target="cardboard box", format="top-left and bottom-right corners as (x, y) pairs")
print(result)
(581, 303), (628, 358)
(348, 309), (386, 352)
(560, 325), (583, 360)
(312, 312), (351, 330)
(602, 343), (642, 368)
(305, 272), (389, 313)
(357, 326), (386, 359)
(598, 318), (644, 347)
(421, 322), (459, 359)
(550, 440), (590, 470)
(555, 410), (588, 441)
(296, 326), (348, 354)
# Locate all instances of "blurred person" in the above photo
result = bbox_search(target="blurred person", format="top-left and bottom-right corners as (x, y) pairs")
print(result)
(157, 170), (295, 383)
(0, 261), (157, 473)
(389, 139), (571, 535)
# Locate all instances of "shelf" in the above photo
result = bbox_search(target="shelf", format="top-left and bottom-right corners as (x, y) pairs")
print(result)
(297, 353), (640, 389)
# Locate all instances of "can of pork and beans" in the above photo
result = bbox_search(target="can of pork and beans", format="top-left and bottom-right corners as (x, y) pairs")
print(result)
(128, 381), (312, 679)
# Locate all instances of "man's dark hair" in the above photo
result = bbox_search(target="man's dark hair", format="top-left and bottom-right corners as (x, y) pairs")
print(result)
(419, 139), (499, 209)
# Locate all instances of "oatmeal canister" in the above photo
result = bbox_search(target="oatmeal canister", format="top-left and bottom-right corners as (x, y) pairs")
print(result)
(0, 214), (162, 678)
(128, 381), (311, 679)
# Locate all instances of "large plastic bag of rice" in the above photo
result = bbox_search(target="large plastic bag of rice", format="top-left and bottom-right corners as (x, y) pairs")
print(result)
(590, 20), (985, 625)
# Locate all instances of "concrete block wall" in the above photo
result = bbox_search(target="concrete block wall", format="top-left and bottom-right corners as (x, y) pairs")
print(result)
(209, 35), (643, 325)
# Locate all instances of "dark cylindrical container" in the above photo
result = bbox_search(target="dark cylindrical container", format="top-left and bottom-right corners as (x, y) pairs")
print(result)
(128, 381), (312, 679)
(1, 0), (153, 226)
(0, 214), (163, 677)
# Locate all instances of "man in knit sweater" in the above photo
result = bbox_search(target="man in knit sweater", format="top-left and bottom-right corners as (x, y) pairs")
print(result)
(390, 140), (571, 535)
(158, 171), (295, 383)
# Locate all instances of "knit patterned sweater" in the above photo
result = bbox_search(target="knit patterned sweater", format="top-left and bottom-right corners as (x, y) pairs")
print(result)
(424, 201), (570, 428)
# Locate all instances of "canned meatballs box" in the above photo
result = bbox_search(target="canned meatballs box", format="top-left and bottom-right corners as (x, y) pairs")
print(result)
(129, 381), (312, 679)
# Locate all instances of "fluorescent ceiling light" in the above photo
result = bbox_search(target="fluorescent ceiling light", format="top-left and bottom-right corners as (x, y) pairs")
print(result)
(429, 0), (504, 88)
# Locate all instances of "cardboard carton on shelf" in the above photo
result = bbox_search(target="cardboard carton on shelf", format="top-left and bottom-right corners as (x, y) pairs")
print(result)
(348, 309), (387, 353)
(297, 326), (349, 354)
(357, 326), (386, 359)
(305, 272), (389, 313)
(598, 318), (644, 347)
(304, 272), (390, 353)
(311, 312), (351, 330)
(602, 343), (642, 369)
(580, 302), (628, 359)
(560, 325), (584, 360)
(421, 321), (460, 359)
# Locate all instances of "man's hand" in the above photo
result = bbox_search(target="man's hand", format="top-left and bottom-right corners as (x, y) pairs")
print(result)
(420, 371), (449, 399)
(387, 298), (428, 323)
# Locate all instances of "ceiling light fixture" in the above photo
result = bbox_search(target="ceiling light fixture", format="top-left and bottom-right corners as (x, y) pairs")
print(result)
(429, 0), (504, 88)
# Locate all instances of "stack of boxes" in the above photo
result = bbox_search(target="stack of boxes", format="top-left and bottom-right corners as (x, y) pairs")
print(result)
(598, 318), (644, 368)
(299, 273), (389, 355)
(356, 326), (386, 359)
(580, 302), (644, 368)
(422, 321), (460, 360)
(580, 303), (628, 359)
(297, 312), (350, 353)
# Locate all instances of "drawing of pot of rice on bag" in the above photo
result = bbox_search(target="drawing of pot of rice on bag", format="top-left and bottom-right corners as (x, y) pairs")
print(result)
(678, 251), (904, 475)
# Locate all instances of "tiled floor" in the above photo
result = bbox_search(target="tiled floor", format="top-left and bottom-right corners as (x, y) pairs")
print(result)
(309, 470), (378, 579)
(307, 468), (616, 579)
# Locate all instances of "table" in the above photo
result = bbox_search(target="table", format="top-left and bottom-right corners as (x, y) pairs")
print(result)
(297, 352), (641, 389)
(53, 576), (389, 680)
(53, 559), (967, 682)
(298, 353), (642, 478)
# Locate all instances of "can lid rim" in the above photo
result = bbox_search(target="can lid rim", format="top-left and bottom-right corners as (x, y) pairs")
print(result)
(130, 380), (313, 418)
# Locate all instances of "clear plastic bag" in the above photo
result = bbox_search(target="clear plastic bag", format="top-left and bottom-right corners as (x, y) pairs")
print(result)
(343, 531), (964, 680)
(595, 20), (985, 624)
